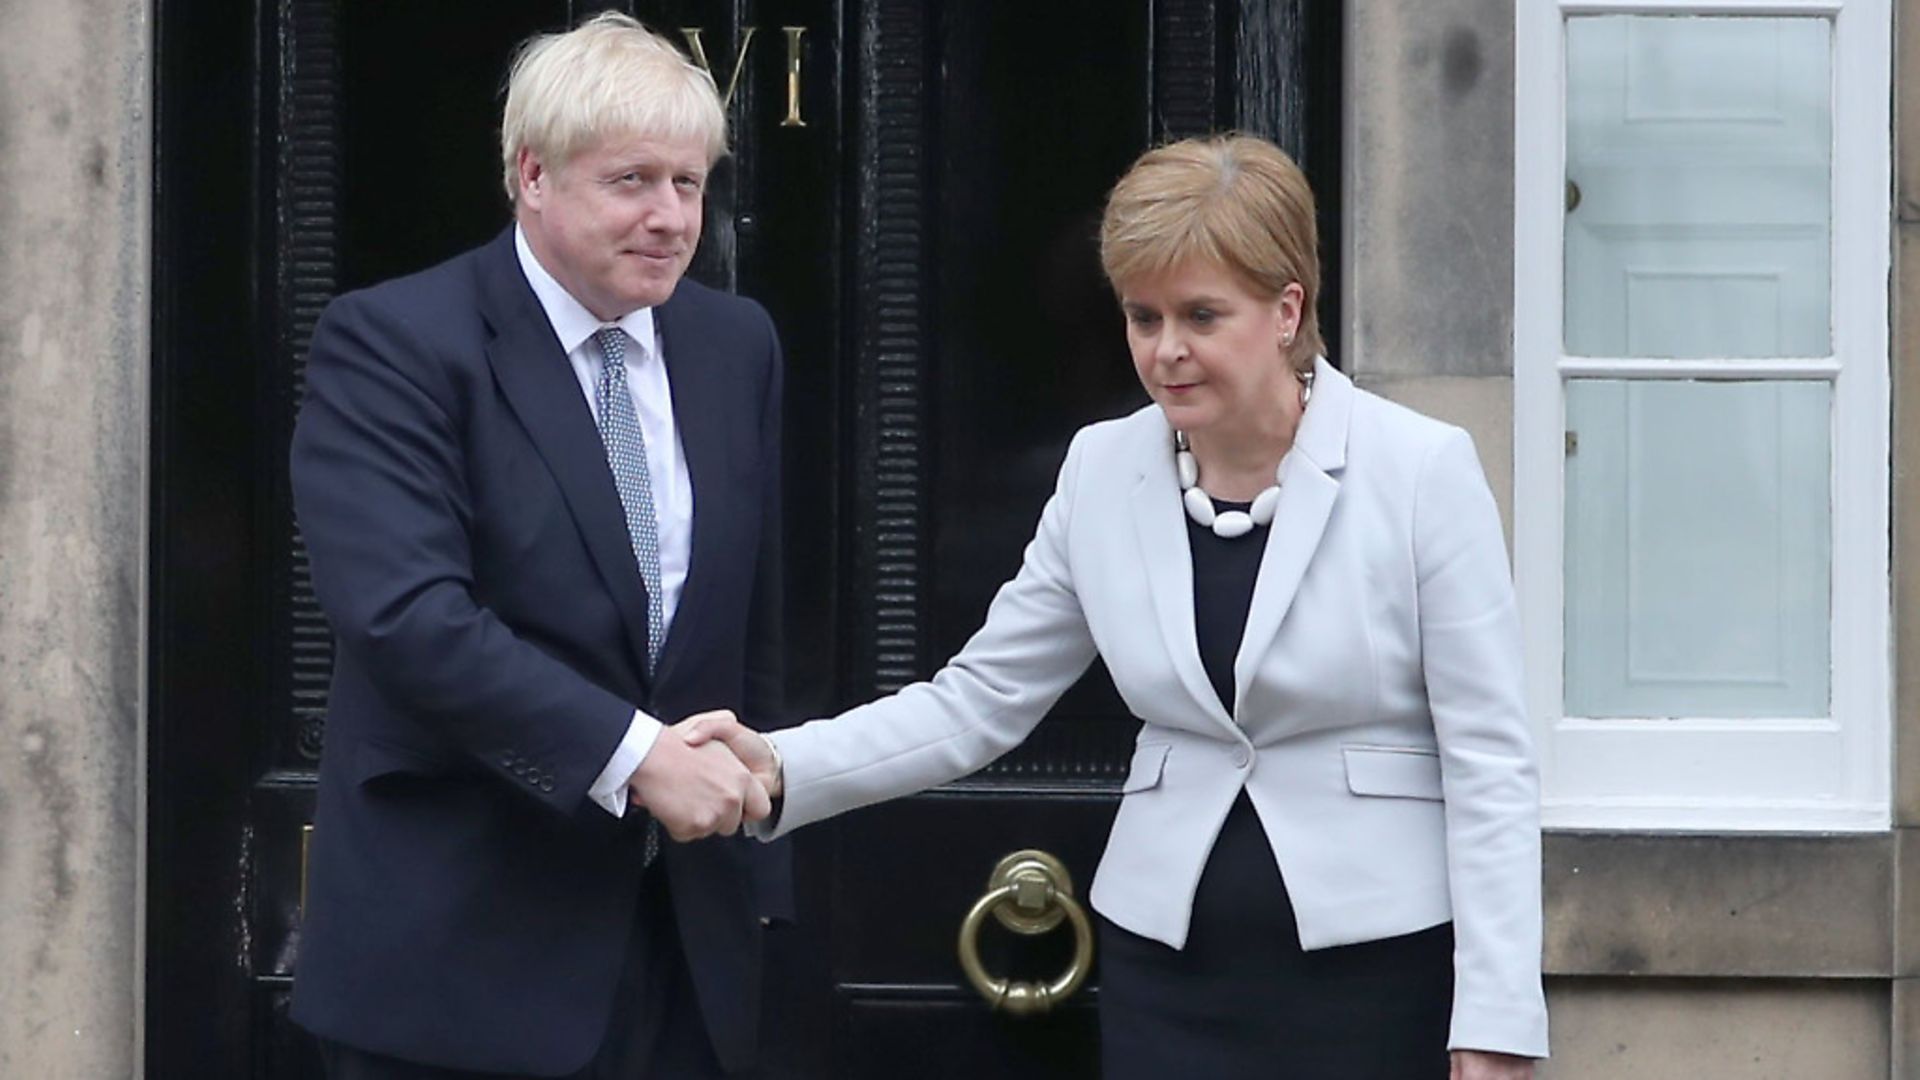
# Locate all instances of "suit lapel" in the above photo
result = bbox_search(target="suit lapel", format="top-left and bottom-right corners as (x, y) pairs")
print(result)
(476, 230), (656, 688)
(648, 292), (723, 689)
(1231, 357), (1353, 707)
(1129, 416), (1236, 730)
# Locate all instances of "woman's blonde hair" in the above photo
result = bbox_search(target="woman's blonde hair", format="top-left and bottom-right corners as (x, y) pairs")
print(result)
(500, 13), (728, 200)
(1099, 134), (1324, 369)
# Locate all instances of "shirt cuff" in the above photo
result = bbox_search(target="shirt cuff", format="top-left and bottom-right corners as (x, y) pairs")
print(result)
(587, 709), (664, 818)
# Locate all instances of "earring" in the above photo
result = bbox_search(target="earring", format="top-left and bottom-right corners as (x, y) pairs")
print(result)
(1282, 331), (1295, 346)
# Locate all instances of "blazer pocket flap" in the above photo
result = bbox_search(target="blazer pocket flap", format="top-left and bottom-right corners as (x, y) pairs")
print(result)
(1343, 746), (1443, 801)
(353, 737), (461, 786)
(1122, 743), (1171, 794)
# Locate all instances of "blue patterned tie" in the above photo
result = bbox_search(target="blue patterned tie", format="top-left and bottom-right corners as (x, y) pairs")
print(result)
(593, 327), (666, 670)
(593, 327), (666, 865)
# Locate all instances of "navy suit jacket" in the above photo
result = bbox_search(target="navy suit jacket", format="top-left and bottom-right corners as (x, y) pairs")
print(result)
(287, 228), (790, 1075)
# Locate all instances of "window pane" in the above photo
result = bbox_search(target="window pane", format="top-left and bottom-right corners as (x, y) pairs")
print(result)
(1564, 16), (1831, 358)
(1564, 380), (1831, 718)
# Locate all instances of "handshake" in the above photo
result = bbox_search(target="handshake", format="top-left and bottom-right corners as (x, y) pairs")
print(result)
(622, 710), (784, 841)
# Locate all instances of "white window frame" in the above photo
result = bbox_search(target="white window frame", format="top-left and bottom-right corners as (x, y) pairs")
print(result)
(1513, 0), (1891, 830)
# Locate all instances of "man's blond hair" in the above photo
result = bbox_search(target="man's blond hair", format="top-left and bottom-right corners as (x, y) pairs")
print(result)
(500, 12), (727, 200)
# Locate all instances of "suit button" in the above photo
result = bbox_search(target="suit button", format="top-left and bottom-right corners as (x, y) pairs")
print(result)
(1232, 746), (1251, 768)
(539, 778), (555, 793)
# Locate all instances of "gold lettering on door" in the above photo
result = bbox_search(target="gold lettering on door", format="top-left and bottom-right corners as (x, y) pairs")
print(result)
(679, 26), (809, 127)
(782, 27), (808, 127)
(680, 27), (759, 108)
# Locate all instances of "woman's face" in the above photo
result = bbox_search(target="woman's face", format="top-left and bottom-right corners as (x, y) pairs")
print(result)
(1119, 260), (1304, 441)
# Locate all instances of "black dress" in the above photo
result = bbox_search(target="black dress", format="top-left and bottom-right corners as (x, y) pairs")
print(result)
(1096, 499), (1455, 1080)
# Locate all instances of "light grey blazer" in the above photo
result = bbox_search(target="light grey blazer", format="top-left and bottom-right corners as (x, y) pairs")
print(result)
(762, 358), (1548, 1057)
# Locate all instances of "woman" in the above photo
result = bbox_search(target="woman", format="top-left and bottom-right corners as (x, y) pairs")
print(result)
(693, 134), (1546, 1078)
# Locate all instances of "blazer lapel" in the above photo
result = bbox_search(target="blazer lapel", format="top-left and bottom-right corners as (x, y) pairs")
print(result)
(647, 293), (722, 689)
(476, 230), (656, 688)
(1231, 357), (1354, 707)
(1130, 416), (1236, 730)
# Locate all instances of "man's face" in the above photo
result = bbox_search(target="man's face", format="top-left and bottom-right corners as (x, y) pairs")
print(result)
(516, 132), (709, 320)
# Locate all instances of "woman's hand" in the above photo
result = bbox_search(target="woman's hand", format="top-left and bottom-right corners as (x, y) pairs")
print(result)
(1452, 1049), (1534, 1080)
(676, 709), (783, 799)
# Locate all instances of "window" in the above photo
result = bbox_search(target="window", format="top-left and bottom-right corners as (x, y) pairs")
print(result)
(1513, 0), (1890, 829)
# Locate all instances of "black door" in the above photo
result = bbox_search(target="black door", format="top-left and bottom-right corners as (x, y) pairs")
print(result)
(147, 2), (1337, 1076)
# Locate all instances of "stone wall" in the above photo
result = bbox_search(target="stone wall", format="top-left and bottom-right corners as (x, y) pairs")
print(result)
(1344, 0), (1517, 536)
(0, 2), (151, 1077)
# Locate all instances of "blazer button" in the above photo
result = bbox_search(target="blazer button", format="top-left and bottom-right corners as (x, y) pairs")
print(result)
(1232, 746), (1251, 768)
(539, 778), (555, 793)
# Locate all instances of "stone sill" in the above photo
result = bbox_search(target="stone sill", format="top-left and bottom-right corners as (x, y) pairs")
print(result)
(1543, 830), (1920, 978)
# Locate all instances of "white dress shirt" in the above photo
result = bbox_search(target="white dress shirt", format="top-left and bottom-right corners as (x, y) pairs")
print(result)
(514, 227), (693, 817)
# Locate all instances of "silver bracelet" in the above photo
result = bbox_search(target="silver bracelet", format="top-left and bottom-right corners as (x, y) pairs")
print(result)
(761, 731), (785, 798)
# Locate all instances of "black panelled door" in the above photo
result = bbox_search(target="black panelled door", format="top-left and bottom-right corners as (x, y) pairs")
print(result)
(146, 2), (1336, 1076)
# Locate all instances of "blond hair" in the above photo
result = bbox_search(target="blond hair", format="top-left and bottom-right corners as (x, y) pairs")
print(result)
(1100, 134), (1324, 369)
(500, 12), (728, 200)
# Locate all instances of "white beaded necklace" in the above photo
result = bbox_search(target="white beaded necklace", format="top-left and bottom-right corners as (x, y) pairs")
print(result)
(1175, 369), (1314, 539)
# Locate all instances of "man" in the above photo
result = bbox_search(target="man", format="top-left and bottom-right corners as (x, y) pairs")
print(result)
(289, 14), (789, 1078)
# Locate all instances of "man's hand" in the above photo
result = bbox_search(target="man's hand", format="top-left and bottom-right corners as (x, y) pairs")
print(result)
(676, 709), (781, 799)
(1452, 1050), (1534, 1080)
(625, 716), (772, 841)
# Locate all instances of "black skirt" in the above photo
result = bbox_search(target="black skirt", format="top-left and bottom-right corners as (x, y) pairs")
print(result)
(1097, 794), (1454, 1080)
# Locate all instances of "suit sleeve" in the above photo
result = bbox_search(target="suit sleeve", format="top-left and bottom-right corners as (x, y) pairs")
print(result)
(741, 303), (796, 920)
(1412, 429), (1549, 1059)
(758, 430), (1101, 839)
(743, 303), (787, 737)
(290, 293), (633, 817)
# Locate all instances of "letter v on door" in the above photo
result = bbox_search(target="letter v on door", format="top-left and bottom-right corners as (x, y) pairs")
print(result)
(680, 26), (808, 126)
(681, 27), (759, 108)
